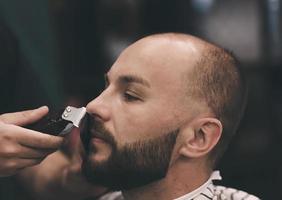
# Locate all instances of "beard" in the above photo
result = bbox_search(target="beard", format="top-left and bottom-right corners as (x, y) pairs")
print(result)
(80, 116), (179, 191)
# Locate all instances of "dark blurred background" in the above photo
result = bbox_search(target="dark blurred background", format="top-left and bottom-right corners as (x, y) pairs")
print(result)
(0, 0), (281, 199)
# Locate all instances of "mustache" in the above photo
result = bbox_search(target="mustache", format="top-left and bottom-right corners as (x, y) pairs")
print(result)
(88, 117), (116, 146)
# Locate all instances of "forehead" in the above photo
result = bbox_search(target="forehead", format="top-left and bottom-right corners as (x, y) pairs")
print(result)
(107, 38), (199, 88)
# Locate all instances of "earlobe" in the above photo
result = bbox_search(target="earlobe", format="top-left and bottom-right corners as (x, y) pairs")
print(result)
(179, 118), (222, 158)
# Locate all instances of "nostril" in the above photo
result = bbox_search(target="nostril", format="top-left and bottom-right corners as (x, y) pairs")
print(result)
(88, 113), (103, 122)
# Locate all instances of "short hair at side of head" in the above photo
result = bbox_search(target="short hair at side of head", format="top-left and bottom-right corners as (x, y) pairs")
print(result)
(187, 45), (247, 167)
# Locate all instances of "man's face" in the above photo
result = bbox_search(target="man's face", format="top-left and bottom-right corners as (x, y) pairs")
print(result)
(81, 38), (199, 190)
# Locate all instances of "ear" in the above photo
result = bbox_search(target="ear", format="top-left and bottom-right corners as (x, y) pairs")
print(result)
(179, 118), (222, 158)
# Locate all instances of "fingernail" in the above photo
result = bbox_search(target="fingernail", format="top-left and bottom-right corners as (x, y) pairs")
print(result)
(38, 106), (49, 110)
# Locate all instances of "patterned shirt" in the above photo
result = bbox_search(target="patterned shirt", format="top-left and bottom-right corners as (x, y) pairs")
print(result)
(97, 171), (260, 200)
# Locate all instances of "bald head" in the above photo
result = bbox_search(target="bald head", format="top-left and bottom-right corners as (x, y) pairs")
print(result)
(119, 33), (203, 71)
(133, 33), (247, 165)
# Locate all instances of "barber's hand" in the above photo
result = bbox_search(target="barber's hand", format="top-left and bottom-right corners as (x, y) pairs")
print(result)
(0, 106), (63, 177)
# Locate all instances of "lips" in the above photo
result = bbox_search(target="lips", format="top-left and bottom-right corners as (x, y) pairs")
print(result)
(90, 128), (110, 143)
(84, 116), (116, 147)
(80, 115), (107, 152)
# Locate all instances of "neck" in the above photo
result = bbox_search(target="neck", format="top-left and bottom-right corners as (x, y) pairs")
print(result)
(122, 159), (211, 200)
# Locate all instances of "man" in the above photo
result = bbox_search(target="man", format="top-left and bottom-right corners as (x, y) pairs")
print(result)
(18, 33), (259, 200)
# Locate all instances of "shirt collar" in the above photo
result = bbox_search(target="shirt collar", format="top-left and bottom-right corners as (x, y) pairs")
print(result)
(174, 171), (222, 200)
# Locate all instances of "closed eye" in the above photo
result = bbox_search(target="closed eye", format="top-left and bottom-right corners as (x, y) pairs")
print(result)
(123, 91), (141, 102)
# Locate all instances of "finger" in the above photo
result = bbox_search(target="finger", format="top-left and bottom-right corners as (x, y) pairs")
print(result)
(5, 124), (64, 149)
(0, 158), (44, 177)
(0, 106), (49, 126)
(15, 157), (45, 170)
(17, 145), (56, 159)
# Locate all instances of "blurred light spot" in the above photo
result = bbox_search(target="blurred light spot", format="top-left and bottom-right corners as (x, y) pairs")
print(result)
(191, 0), (215, 14)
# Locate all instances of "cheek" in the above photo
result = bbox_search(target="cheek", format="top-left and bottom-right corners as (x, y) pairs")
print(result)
(112, 101), (177, 144)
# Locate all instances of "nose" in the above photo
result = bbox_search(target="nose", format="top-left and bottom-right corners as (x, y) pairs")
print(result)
(86, 91), (111, 122)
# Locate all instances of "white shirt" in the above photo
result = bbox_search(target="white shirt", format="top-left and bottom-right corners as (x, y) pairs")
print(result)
(98, 171), (260, 200)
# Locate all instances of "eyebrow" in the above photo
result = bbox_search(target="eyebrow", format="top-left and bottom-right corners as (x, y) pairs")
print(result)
(105, 74), (151, 88)
(118, 75), (151, 88)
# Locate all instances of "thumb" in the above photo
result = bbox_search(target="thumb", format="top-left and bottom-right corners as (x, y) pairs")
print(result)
(0, 106), (49, 126)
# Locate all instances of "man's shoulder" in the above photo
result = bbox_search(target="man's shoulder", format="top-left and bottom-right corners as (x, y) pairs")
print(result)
(214, 185), (261, 200)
